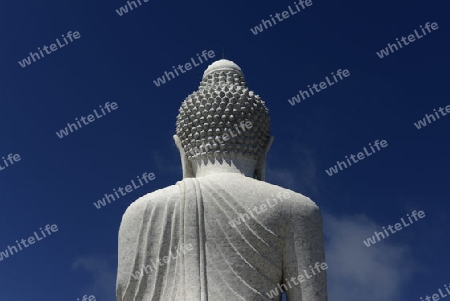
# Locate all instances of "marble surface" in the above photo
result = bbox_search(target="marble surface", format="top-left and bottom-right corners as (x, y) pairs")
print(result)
(116, 59), (327, 301)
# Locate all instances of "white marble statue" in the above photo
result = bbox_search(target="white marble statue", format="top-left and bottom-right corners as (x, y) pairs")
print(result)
(116, 59), (328, 301)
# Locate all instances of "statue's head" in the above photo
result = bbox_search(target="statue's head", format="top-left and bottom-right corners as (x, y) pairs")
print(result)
(174, 59), (273, 180)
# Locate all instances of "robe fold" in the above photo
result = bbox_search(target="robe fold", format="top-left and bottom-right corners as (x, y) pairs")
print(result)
(117, 173), (327, 301)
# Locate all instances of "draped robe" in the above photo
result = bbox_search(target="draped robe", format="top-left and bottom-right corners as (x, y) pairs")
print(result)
(116, 173), (327, 301)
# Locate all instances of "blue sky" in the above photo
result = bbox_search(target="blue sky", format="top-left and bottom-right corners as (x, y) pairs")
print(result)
(1, 0), (449, 300)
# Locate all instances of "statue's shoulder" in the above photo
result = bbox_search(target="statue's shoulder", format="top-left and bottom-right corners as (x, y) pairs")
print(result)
(283, 190), (321, 218)
(282, 189), (319, 210)
(254, 179), (321, 213)
(122, 183), (181, 219)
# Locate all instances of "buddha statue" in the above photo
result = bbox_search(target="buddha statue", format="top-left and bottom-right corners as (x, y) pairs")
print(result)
(116, 59), (328, 301)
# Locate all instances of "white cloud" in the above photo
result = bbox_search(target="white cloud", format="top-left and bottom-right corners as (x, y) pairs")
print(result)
(322, 212), (417, 301)
(72, 255), (117, 300)
(265, 142), (419, 301)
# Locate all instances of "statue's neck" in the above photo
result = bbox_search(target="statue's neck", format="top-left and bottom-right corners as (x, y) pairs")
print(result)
(191, 156), (257, 178)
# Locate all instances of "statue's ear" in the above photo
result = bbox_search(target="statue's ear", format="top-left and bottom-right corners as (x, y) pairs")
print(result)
(254, 135), (274, 181)
(173, 135), (194, 178)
